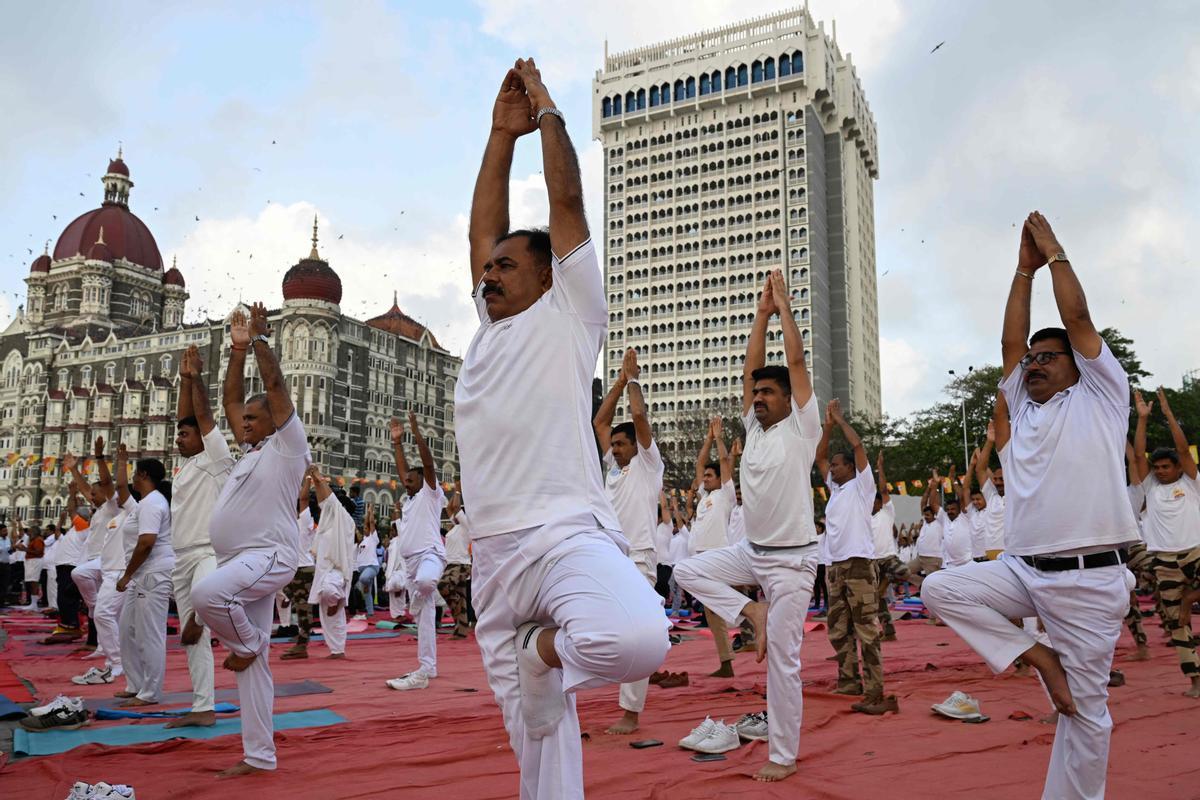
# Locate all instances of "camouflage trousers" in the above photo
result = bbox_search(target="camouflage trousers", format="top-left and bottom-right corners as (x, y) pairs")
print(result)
(283, 566), (315, 643)
(827, 557), (883, 699)
(1150, 545), (1200, 678)
(437, 563), (471, 635)
(874, 556), (912, 638)
(1123, 543), (1153, 648)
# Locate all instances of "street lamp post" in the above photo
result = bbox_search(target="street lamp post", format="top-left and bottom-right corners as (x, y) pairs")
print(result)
(948, 366), (973, 470)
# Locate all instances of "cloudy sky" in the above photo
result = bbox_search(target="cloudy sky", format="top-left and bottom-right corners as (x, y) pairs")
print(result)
(1, 0), (1196, 415)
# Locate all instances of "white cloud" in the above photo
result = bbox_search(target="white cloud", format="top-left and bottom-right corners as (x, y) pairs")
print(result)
(879, 335), (933, 415)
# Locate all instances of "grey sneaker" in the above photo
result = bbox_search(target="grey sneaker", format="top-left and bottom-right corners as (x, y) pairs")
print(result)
(20, 705), (90, 732)
(735, 710), (769, 741)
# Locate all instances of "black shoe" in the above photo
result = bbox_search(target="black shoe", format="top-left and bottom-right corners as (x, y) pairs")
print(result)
(20, 706), (90, 732)
(731, 634), (744, 651)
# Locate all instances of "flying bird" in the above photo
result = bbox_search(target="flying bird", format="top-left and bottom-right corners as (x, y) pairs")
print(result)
(338, 234), (344, 240)
(930, 41), (945, 54)
(194, 216), (200, 221)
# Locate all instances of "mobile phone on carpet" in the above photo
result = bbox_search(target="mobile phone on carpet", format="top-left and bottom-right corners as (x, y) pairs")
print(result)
(630, 739), (663, 749)
(691, 753), (726, 762)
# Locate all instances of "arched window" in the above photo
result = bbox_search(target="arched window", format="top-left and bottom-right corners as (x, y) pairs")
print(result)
(712, 70), (722, 91)
(160, 354), (173, 376)
(752, 61), (763, 83)
(636, 88), (646, 109)
(764, 57), (776, 80)
(81, 366), (92, 386)
(792, 52), (804, 73)
(649, 86), (659, 106)
(780, 52), (792, 76)
(625, 91), (635, 112)
(105, 362), (116, 384)
(737, 64), (748, 86)
(661, 83), (670, 103)
(602, 97), (612, 117)
(685, 76), (696, 98)
(724, 67), (736, 89)
(699, 74), (711, 95)
(673, 80), (685, 102)
(613, 94), (622, 114)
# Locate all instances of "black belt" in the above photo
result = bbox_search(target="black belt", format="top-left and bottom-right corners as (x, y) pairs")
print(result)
(1020, 549), (1128, 572)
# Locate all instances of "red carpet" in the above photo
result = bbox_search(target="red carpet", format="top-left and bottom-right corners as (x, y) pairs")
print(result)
(2, 607), (1198, 798)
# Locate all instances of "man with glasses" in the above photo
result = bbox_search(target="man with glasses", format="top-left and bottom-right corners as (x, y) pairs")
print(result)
(923, 212), (1138, 800)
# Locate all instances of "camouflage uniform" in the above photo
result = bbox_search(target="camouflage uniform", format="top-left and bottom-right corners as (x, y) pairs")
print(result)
(873, 555), (912, 638)
(437, 563), (472, 635)
(282, 566), (315, 643)
(1151, 545), (1200, 678)
(827, 557), (883, 698)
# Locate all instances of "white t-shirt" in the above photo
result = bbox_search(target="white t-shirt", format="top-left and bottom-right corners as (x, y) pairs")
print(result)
(1126, 483), (1146, 519)
(54, 519), (88, 567)
(309, 494), (356, 605)
(396, 483), (446, 559)
(965, 504), (987, 559)
(355, 531), (380, 569)
(916, 516), (944, 558)
(727, 504), (746, 546)
(444, 521), (471, 566)
(296, 508), (317, 569)
(654, 522), (673, 565)
(941, 510), (974, 568)
(998, 342), (1138, 555)
(741, 395), (821, 547)
(603, 439), (664, 553)
(980, 481), (1006, 553)
(85, 495), (119, 562)
(209, 413), (310, 568)
(454, 239), (619, 541)
(824, 465), (877, 562)
(119, 490), (174, 576)
(172, 427), (234, 552)
(12, 533), (25, 562)
(1140, 473), (1200, 552)
(690, 482), (735, 554)
(100, 507), (127, 573)
(668, 526), (691, 565)
(871, 502), (897, 559)
(43, 533), (60, 568)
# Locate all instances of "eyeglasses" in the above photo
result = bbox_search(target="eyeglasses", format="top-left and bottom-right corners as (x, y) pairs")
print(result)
(1019, 351), (1070, 369)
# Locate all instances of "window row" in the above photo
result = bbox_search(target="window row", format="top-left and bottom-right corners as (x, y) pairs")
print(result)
(602, 53), (805, 117)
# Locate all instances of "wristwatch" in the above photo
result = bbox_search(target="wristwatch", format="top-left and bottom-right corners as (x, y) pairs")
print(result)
(1046, 252), (1069, 267)
(536, 107), (565, 127)
(250, 334), (270, 348)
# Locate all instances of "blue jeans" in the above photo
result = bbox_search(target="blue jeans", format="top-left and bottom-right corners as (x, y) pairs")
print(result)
(356, 565), (380, 616)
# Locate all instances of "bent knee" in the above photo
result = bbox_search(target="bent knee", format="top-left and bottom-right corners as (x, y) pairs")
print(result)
(920, 572), (950, 611)
(672, 559), (700, 590)
(567, 616), (669, 682)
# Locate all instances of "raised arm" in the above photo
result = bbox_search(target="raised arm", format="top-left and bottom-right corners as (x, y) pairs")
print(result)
(593, 368), (627, 455)
(182, 345), (216, 436)
(744, 274), (774, 413)
(622, 349), (653, 449)
(659, 491), (670, 526)
(1132, 390), (1152, 483)
(93, 436), (113, 500)
(695, 424), (715, 488)
(1002, 217), (1044, 377)
(977, 421), (996, 488)
(249, 302), (294, 428)
(224, 309), (250, 443)
(877, 451), (890, 505)
(389, 417), (410, 479)
(297, 473), (312, 514)
(928, 469), (943, 513)
(408, 411), (437, 489)
(63, 452), (85, 504)
(1157, 388), (1196, 479)
(115, 443), (130, 505)
(470, 67), (535, 287)
(306, 464), (333, 502)
(712, 417), (732, 485)
(1026, 212), (1101, 359)
(515, 59), (588, 257)
(1125, 441), (1141, 488)
(829, 398), (867, 471)
(770, 269), (814, 407)
(177, 349), (194, 422)
(816, 403), (835, 477)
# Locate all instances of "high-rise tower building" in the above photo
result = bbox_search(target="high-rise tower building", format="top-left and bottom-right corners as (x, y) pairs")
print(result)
(593, 7), (881, 450)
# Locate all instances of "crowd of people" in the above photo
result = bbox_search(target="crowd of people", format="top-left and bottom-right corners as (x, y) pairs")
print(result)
(3, 59), (1197, 800)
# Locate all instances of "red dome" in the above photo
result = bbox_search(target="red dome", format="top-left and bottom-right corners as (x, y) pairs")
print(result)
(54, 205), (163, 270)
(164, 266), (186, 287)
(87, 239), (114, 262)
(282, 257), (342, 305)
(107, 158), (129, 177)
(367, 297), (441, 348)
(30, 253), (51, 273)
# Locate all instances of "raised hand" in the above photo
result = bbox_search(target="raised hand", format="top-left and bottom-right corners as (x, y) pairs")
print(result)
(492, 66), (537, 138)
(94, 436), (105, 458)
(305, 463), (324, 484)
(768, 269), (789, 312)
(513, 57), (554, 116)
(408, 411), (421, 436)
(1026, 211), (1064, 263)
(1134, 390), (1153, 418)
(986, 419), (996, 442)
(828, 398), (844, 423)
(229, 308), (251, 348)
(116, 442), (128, 462)
(181, 345), (203, 379)
(388, 417), (404, 444)
(710, 416), (724, 439)
(63, 452), (78, 471)
(1017, 217), (1044, 273)
(731, 437), (743, 459)
(249, 302), (271, 338)
(876, 450), (884, 471)
(1156, 387), (1173, 418)
(757, 272), (778, 315)
(621, 348), (640, 381)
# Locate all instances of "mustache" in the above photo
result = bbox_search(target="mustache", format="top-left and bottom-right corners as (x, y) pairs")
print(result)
(481, 284), (503, 298)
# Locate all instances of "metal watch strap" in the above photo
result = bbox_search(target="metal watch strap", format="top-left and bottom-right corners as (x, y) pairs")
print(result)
(250, 334), (270, 347)
(536, 107), (565, 126)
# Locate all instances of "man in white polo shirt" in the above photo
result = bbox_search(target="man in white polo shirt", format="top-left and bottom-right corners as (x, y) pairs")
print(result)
(385, 412), (447, 692)
(910, 482), (944, 581)
(817, 398), (896, 715)
(593, 346), (667, 735)
(166, 345), (234, 728)
(939, 467), (974, 570)
(675, 269), (821, 783)
(1132, 388), (1200, 697)
(458, 59), (668, 800)
(923, 212), (1139, 799)
(192, 302), (309, 778)
(67, 444), (122, 685)
(689, 417), (737, 676)
(973, 421), (1008, 559)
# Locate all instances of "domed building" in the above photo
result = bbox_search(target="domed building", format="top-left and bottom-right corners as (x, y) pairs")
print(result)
(0, 153), (460, 524)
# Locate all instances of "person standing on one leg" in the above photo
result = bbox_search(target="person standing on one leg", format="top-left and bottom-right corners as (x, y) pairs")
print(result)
(817, 399), (897, 715)
(385, 412), (447, 691)
(305, 466), (355, 659)
(281, 478), (318, 661)
(438, 485), (474, 638)
(593, 347), (667, 735)
(675, 269), (821, 783)
(68, 444), (123, 685)
(114, 448), (175, 708)
(1132, 388), (1200, 697)
(871, 452), (909, 642)
(689, 418), (738, 676)
(192, 303), (310, 778)
(922, 211), (1140, 800)
(458, 59), (669, 800)
(165, 345), (233, 727)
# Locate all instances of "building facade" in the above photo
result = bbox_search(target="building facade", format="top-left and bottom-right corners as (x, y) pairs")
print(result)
(0, 153), (460, 524)
(592, 7), (882, 443)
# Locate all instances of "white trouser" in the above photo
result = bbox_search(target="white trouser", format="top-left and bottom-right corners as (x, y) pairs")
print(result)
(173, 545), (217, 713)
(47, 562), (59, 610)
(674, 539), (818, 766)
(193, 549), (295, 771)
(118, 569), (172, 703)
(922, 555), (1134, 800)
(94, 571), (126, 674)
(408, 553), (446, 677)
(318, 601), (347, 655)
(473, 529), (670, 800)
(275, 591), (291, 628)
(72, 558), (104, 614)
(618, 548), (660, 714)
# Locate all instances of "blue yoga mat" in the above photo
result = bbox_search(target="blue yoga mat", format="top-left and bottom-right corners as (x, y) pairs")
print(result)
(95, 702), (240, 720)
(15, 708), (346, 757)
(0, 694), (28, 720)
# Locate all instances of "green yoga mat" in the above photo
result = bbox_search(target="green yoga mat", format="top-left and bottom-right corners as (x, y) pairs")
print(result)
(14, 708), (346, 757)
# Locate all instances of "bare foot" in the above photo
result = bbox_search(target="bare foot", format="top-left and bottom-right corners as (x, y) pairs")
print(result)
(754, 761), (797, 782)
(216, 761), (268, 779)
(1039, 711), (1059, 725)
(1022, 642), (1076, 716)
(164, 710), (217, 728)
(1013, 664), (1032, 678)
(180, 613), (204, 646)
(1186, 679), (1200, 699)
(113, 690), (136, 698)
(1127, 645), (1152, 662)
(741, 601), (769, 663)
(709, 660), (734, 678)
(326, 604), (340, 616)
(118, 697), (155, 708)
(326, 653), (346, 659)
(604, 710), (640, 735)
(223, 651), (258, 672)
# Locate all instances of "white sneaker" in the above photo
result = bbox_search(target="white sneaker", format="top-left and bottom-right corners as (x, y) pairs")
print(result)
(734, 710), (769, 741)
(82, 649), (106, 660)
(64, 781), (94, 800)
(91, 783), (135, 799)
(679, 716), (718, 750)
(31, 694), (84, 717)
(385, 672), (429, 691)
(72, 667), (114, 685)
(515, 621), (565, 739)
(932, 690), (983, 720)
(692, 720), (741, 754)
(353, 614), (367, 621)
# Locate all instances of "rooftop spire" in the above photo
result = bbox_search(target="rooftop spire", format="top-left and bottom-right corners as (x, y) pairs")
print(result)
(310, 214), (320, 259)
(97, 227), (106, 246)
